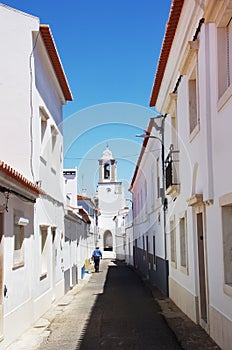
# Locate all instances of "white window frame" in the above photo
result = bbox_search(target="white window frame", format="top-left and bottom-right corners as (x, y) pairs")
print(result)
(188, 65), (200, 140)
(40, 225), (49, 279)
(40, 106), (49, 163)
(179, 211), (188, 275)
(217, 17), (232, 110)
(13, 212), (25, 269)
(170, 217), (177, 268)
(219, 193), (232, 298)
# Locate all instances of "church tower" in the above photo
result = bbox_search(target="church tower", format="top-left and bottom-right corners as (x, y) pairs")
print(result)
(97, 146), (125, 258)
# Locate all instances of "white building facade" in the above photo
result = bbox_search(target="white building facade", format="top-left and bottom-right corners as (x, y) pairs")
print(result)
(129, 118), (169, 295)
(77, 194), (99, 271)
(149, 1), (232, 348)
(0, 4), (72, 348)
(124, 206), (134, 266)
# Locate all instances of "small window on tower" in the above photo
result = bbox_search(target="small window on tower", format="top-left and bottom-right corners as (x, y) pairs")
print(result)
(104, 163), (110, 179)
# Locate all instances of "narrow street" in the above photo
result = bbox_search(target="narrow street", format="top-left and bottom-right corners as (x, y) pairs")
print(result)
(36, 259), (182, 350)
(7, 259), (221, 350)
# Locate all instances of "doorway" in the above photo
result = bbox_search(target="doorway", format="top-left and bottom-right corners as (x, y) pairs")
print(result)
(146, 236), (149, 278)
(103, 230), (113, 251)
(196, 212), (208, 326)
(134, 239), (138, 268)
(51, 228), (56, 300)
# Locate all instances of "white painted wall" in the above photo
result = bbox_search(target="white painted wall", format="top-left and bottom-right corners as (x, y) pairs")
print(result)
(154, 0), (232, 347)
(0, 5), (39, 180)
(2, 195), (35, 347)
(0, 4), (70, 348)
(132, 130), (164, 257)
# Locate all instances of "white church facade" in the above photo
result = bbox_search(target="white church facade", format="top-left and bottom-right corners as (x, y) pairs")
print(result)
(96, 147), (126, 259)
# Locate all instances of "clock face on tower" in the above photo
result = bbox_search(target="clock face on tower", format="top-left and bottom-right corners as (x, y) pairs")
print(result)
(106, 187), (111, 192)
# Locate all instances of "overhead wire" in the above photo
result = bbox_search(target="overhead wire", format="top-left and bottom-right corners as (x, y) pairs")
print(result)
(64, 148), (162, 161)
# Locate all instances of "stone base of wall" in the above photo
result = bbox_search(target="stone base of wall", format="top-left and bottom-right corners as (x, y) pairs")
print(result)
(209, 305), (232, 350)
(169, 277), (198, 323)
(135, 246), (169, 295)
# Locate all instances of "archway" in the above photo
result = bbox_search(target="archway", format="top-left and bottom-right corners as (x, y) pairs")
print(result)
(103, 230), (113, 251)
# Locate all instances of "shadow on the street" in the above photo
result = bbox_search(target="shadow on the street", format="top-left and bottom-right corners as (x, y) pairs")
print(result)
(75, 259), (182, 350)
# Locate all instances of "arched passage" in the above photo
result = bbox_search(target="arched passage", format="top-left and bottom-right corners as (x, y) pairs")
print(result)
(103, 230), (113, 251)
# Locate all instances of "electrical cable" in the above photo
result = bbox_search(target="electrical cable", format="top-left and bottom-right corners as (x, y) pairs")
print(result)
(64, 148), (162, 161)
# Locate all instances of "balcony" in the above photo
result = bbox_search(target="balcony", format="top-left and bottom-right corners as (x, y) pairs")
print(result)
(165, 148), (180, 198)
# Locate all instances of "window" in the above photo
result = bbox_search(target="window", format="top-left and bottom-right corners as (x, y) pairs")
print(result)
(180, 213), (188, 274)
(227, 19), (232, 86)
(51, 125), (58, 152)
(170, 218), (177, 268)
(146, 236), (149, 258)
(13, 213), (25, 268)
(41, 119), (47, 143)
(40, 107), (49, 162)
(221, 204), (232, 291)
(188, 68), (199, 136)
(218, 18), (232, 99)
(137, 192), (140, 220)
(171, 115), (178, 150)
(144, 179), (148, 215)
(40, 226), (48, 278)
(40, 107), (49, 143)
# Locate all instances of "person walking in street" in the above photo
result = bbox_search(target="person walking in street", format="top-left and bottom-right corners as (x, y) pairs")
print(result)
(92, 246), (102, 272)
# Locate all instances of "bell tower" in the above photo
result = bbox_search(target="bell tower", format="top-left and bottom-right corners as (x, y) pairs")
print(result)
(96, 146), (125, 258)
(98, 146), (117, 183)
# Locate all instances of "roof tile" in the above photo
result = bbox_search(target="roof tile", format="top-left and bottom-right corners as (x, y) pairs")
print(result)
(150, 0), (184, 107)
(0, 160), (43, 195)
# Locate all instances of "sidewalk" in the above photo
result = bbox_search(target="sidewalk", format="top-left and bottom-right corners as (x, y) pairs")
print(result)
(5, 268), (94, 350)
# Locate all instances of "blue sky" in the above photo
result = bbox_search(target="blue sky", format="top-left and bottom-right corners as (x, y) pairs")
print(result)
(3, 0), (171, 195)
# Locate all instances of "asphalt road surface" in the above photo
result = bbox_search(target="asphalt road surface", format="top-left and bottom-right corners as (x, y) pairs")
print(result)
(38, 259), (182, 350)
